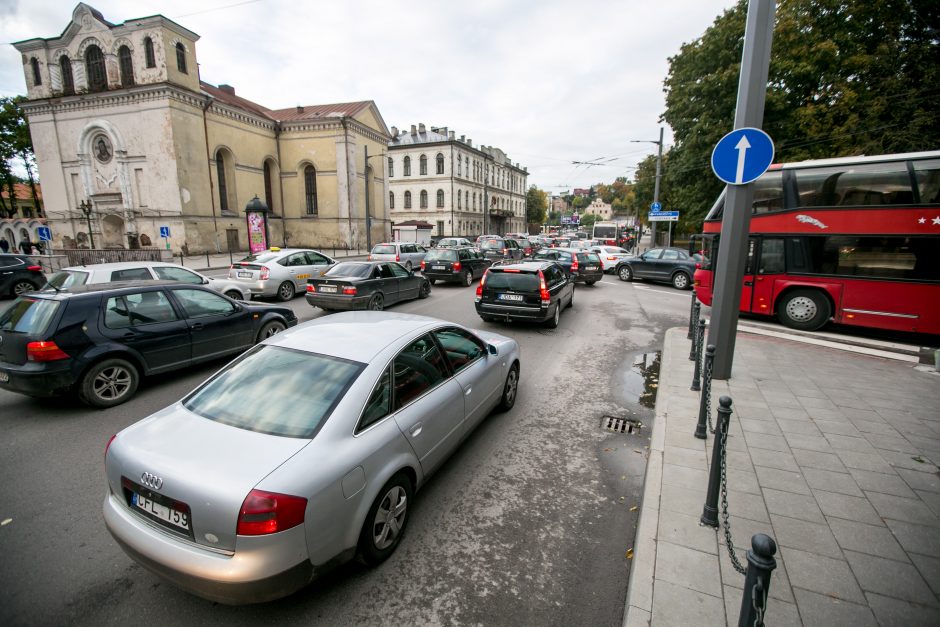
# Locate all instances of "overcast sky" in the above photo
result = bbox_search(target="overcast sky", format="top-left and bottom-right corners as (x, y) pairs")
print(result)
(1, 0), (735, 193)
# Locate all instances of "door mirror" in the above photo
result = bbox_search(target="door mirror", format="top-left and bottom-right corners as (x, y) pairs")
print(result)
(487, 343), (498, 356)
(202, 278), (210, 285)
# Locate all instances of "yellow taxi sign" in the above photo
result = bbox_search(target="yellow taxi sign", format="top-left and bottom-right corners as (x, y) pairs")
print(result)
(269, 247), (281, 252)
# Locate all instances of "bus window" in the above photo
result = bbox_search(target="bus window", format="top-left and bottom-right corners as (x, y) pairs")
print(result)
(752, 171), (785, 214)
(758, 238), (785, 274)
(803, 235), (939, 280)
(913, 159), (940, 203)
(795, 162), (913, 207)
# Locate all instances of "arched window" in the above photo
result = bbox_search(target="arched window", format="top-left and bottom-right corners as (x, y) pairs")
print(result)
(30, 58), (42, 85)
(85, 45), (106, 92)
(404, 191), (412, 209)
(387, 157), (394, 178)
(263, 161), (275, 214)
(420, 190), (428, 208)
(457, 191), (462, 209)
(144, 37), (156, 68)
(436, 153), (444, 175)
(437, 189), (445, 208)
(403, 156), (411, 176)
(118, 45), (134, 87)
(216, 150), (229, 213)
(389, 192), (395, 209)
(419, 154), (427, 176)
(304, 165), (318, 215)
(175, 42), (187, 74)
(60, 56), (74, 95)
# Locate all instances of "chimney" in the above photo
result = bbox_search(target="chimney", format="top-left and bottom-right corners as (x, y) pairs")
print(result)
(448, 131), (455, 140)
(467, 139), (472, 147)
(391, 126), (398, 136)
(418, 123), (426, 133)
(296, 105), (304, 113)
(441, 126), (448, 136)
(410, 125), (417, 135)
(219, 84), (235, 95)
(460, 135), (465, 142)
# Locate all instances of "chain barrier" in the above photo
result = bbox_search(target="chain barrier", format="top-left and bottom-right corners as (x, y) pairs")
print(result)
(704, 354), (715, 434)
(749, 578), (766, 627)
(720, 415), (747, 575)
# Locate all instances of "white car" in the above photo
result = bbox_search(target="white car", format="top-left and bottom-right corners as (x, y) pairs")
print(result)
(46, 261), (253, 300)
(227, 248), (336, 301)
(369, 242), (428, 271)
(590, 245), (632, 273)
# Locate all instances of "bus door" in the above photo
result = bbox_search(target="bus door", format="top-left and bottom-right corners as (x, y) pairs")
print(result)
(745, 237), (785, 315)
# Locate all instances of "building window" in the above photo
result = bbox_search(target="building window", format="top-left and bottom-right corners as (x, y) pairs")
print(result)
(30, 58), (42, 85)
(457, 191), (462, 209)
(436, 153), (444, 175)
(404, 191), (412, 208)
(437, 189), (444, 208)
(403, 156), (411, 176)
(176, 42), (187, 74)
(465, 190), (469, 209)
(458, 155), (462, 176)
(437, 221), (444, 236)
(144, 37), (156, 68)
(472, 192), (476, 210)
(118, 45), (134, 87)
(216, 151), (229, 213)
(263, 161), (274, 214)
(419, 154), (428, 176)
(60, 56), (74, 95)
(389, 191), (395, 209)
(85, 45), (106, 92)
(304, 165), (318, 215)
(387, 157), (393, 178)
(420, 190), (428, 208)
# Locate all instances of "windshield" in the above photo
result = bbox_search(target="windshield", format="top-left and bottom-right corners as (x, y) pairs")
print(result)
(0, 297), (60, 334)
(46, 270), (88, 289)
(424, 249), (457, 261)
(325, 262), (372, 278)
(486, 271), (539, 291)
(184, 345), (364, 438)
(372, 245), (396, 255)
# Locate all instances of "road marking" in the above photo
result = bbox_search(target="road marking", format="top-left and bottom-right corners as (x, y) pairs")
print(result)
(631, 284), (690, 298)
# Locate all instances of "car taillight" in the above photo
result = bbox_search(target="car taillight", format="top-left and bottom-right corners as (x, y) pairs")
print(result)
(453, 261), (461, 272)
(368, 254), (373, 261)
(237, 489), (307, 536)
(306, 284), (315, 292)
(502, 248), (508, 254)
(27, 340), (70, 362)
(599, 260), (604, 270)
(260, 266), (270, 280)
(571, 257), (579, 271)
(396, 253), (400, 262)
(420, 260), (426, 270)
(343, 286), (357, 295)
(476, 270), (488, 296)
(27, 265), (42, 272)
(538, 271), (550, 302)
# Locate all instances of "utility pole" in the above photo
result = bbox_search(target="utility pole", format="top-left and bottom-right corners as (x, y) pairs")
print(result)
(630, 127), (664, 248)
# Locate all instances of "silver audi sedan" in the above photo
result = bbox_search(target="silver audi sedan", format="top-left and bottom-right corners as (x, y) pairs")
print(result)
(103, 312), (521, 604)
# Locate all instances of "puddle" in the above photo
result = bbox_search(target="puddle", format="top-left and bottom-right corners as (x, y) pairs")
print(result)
(618, 351), (661, 409)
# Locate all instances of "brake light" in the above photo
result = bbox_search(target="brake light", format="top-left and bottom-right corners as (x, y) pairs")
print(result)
(306, 284), (315, 292)
(368, 254), (373, 261)
(260, 266), (270, 280)
(342, 286), (357, 295)
(27, 340), (70, 362)
(503, 248), (508, 254)
(27, 265), (42, 272)
(476, 270), (488, 297)
(420, 260), (426, 271)
(571, 256), (579, 272)
(453, 261), (461, 272)
(396, 253), (400, 262)
(237, 489), (307, 536)
(538, 271), (550, 302)
(600, 260), (604, 270)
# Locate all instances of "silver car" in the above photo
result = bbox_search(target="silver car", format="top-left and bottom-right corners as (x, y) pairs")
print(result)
(227, 248), (336, 301)
(369, 242), (428, 271)
(590, 246), (632, 273)
(103, 312), (521, 604)
(46, 261), (252, 300)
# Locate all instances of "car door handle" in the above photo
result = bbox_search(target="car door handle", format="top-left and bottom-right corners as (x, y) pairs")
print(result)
(191, 322), (203, 330)
(744, 280), (753, 287)
(410, 422), (422, 437)
(122, 332), (135, 339)
(464, 387), (472, 396)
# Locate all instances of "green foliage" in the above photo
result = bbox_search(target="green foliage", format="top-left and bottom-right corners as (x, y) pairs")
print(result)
(579, 213), (599, 231)
(525, 185), (548, 224)
(0, 96), (38, 218)
(572, 196), (587, 210)
(546, 210), (561, 226)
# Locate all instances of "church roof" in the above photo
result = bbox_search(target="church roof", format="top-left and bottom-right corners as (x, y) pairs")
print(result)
(200, 82), (373, 125)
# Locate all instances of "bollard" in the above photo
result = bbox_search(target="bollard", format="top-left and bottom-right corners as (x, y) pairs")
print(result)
(694, 345), (716, 438)
(687, 291), (698, 340)
(701, 395), (732, 527)
(689, 315), (702, 361)
(229, 249), (233, 265)
(738, 534), (777, 627)
(206, 252), (210, 267)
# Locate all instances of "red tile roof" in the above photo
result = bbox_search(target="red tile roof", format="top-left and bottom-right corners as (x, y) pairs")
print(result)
(1, 183), (42, 201)
(200, 82), (371, 123)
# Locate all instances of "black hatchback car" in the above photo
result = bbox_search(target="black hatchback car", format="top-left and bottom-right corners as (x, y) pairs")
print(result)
(530, 248), (604, 285)
(0, 254), (46, 297)
(615, 247), (698, 290)
(420, 246), (491, 286)
(479, 236), (524, 262)
(0, 281), (297, 408)
(475, 261), (574, 328)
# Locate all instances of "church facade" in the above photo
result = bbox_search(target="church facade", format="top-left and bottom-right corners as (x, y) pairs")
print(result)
(13, 3), (390, 253)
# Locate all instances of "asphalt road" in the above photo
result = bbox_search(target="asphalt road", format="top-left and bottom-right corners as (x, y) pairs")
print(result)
(0, 273), (691, 626)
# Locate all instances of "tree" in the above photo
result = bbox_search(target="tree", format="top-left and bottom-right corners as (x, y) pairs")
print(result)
(0, 96), (38, 218)
(662, 0), (940, 229)
(525, 185), (548, 224)
(579, 213), (599, 231)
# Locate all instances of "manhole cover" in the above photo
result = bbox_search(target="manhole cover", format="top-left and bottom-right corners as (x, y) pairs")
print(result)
(601, 415), (642, 434)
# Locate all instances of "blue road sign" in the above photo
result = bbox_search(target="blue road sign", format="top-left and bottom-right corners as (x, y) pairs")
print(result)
(648, 211), (679, 222)
(650, 202), (662, 211)
(711, 127), (774, 185)
(159, 226), (170, 238)
(37, 226), (52, 241)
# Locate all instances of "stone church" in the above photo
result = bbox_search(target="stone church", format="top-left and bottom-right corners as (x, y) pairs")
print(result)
(13, 3), (390, 253)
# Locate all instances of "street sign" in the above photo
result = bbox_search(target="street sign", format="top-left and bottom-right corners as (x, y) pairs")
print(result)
(711, 127), (774, 185)
(159, 226), (170, 238)
(651, 202), (662, 211)
(648, 211), (679, 222)
(37, 226), (52, 241)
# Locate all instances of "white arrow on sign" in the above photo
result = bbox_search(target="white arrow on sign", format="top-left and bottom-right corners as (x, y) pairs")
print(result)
(734, 135), (751, 184)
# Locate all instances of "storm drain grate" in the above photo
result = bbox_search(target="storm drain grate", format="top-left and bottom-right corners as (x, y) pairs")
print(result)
(601, 415), (642, 434)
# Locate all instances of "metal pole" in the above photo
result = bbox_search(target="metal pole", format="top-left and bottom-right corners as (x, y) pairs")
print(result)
(709, 0), (776, 379)
(701, 396), (732, 527)
(738, 534), (777, 627)
(365, 145), (372, 251)
(694, 345), (716, 439)
(651, 126), (663, 248)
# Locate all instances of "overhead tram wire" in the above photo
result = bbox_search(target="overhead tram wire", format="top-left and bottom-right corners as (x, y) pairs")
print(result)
(172, 0), (266, 19)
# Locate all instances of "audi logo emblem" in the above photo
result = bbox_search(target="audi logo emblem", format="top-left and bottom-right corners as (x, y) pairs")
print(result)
(140, 472), (164, 490)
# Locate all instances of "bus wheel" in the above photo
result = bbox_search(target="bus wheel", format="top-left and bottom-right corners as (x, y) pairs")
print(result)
(777, 290), (830, 331)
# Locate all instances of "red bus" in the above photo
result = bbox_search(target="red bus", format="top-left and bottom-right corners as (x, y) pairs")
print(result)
(693, 150), (940, 334)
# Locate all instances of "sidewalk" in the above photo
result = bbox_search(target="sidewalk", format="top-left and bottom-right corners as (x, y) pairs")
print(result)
(625, 326), (940, 626)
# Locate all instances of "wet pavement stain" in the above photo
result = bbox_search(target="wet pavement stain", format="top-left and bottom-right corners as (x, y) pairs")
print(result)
(617, 351), (662, 409)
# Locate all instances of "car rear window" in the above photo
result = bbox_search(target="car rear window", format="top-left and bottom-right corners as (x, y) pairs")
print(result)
(424, 249), (457, 262)
(480, 239), (504, 249)
(486, 270), (539, 291)
(184, 345), (364, 438)
(47, 270), (89, 289)
(240, 252), (281, 264)
(0, 297), (60, 334)
(325, 262), (372, 278)
(372, 245), (396, 255)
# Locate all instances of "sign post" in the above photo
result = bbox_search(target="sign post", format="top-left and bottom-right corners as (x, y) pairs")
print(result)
(38, 226), (52, 256)
(159, 226), (171, 250)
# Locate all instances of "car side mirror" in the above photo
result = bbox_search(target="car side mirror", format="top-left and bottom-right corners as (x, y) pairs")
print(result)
(203, 278), (210, 285)
(487, 344), (498, 356)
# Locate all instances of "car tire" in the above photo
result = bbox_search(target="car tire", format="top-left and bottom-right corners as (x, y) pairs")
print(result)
(224, 289), (242, 300)
(463, 270), (473, 287)
(545, 303), (561, 329)
(368, 293), (384, 311)
(276, 281), (295, 301)
(256, 319), (286, 342)
(405, 261), (413, 271)
(12, 279), (38, 296)
(79, 358), (139, 408)
(358, 473), (413, 566)
(672, 272), (691, 290)
(418, 280), (431, 299)
(497, 363), (520, 412)
(586, 280), (597, 286)
(618, 265), (633, 282)
(777, 289), (831, 331)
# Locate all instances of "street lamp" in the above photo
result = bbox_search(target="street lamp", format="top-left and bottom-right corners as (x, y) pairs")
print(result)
(78, 199), (96, 249)
(630, 126), (664, 247)
(364, 145), (386, 251)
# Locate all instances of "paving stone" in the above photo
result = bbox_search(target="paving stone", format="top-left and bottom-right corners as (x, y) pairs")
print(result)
(867, 491), (940, 528)
(807, 407), (852, 422)
(754, 466), (811, 495)
(743, 432), (790, 453)
(802, 467), (864, 497)
(718, 542), (795, 603)
(623, 606), (650, 627)
(725, 488), (769, 523)
(865, 592), (940, 627)
(847, 468), (917, 498)
(792, 448), (847, 472)
(658, 511), (718, 555)
(828, 517), (909, 562)
(785, 432), (835, 453)
(814, 419), (863, 436)
(660, 482), (707, 516)
(799, 395), (839, 411)
(865, 433), (921, 454)
(792, 588), (877, 626)
(881, 449), (940, 473)
(651, 579), (725, 627)
(655, 541), (722, 597)
(725, 468), (761, 495)
(782, 547), (866, 604)
(775, 418), (823, 436)
(738, 418), (783, 435)
(722, 585), (801, 627)
(825, 433), (879, 454)
(843, 550), (939, 607)
(896, 467), (940, 493)
(848, 419), (898, 436)
(763, 488), (825, 523)
(835, 450), (894, 474)
(916, 489), (940, 518)
(724, 449), (753, 471)
(662, 463), (709, 490)
(768, 405), (810, 420)
(884, 519), (940, 558)
(771, 513), (843, 558)
(717, 515), (774, 555)
(747, 448), (799, 473)
(664, 446), (707, 470)
(813, 489), (883, 526)
(665, 429), (706, 452)
(909, 553), (940, 597)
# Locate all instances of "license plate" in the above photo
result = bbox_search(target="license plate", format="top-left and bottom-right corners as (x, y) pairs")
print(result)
(432, 265), (446, 270)
(296, 274), (310, 279)
(318, 285), (337, 293)
(132, 492), (190, 531)
(586, 266), (598, 271)
(237, 271), (252, 278)
(0, 371), (8, 383)
(499, 293), (523, 301)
